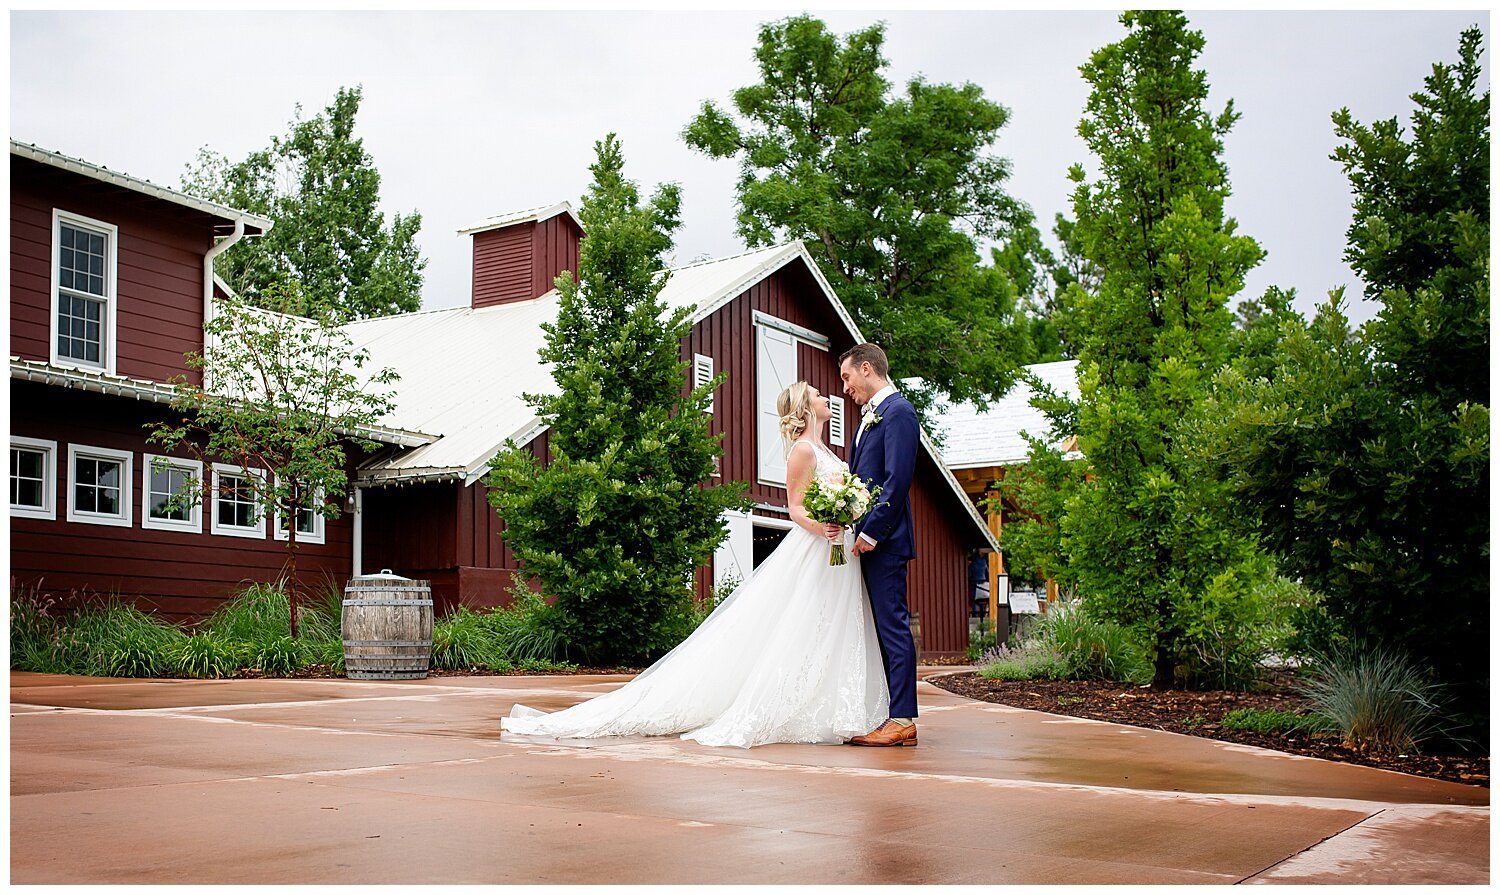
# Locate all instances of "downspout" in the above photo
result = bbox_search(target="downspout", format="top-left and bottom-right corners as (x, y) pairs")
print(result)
(202, 218), (248, 363)
(351, 486), (364, 577)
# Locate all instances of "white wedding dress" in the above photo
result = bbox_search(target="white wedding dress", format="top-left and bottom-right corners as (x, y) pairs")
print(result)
(501, 441), (889, 748)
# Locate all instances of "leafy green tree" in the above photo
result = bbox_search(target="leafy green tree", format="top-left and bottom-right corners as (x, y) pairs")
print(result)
(683, 14), (1055, 416)
(485, 135), (751, 666)
(182, 86), (425, 319)
(1042, 11), (1268, 688)
(147, 284), (399, 637)
(1201, 28), (1489, 723)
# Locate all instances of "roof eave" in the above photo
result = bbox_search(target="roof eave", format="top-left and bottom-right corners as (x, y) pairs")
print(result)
(12, 140), (274, 234)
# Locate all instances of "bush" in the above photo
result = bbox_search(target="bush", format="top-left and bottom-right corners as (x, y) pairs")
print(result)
(432, 607), (508, 671)
(251, 635), (307, 675)
(10, 581), (63, 672)
(1042, 602), (1151, 684)
(1298, 646), (1449, 754)
(54, 600), (184, 677)
(1221, 707), (1333, 735)
(484, 588), (571, 664)
(171, 633), (243, 678)
(977, 642), (1068, 681)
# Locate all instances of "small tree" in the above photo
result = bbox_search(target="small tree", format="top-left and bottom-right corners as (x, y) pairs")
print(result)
(147, 284), (399, 637)
(1047, 11), (1268, 688)
(485, 134), (751, 665)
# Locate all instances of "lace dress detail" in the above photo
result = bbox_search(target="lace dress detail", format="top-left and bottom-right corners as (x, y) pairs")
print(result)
(502, 440), (888, 748)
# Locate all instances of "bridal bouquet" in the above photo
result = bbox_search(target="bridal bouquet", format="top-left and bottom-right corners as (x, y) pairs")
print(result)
(803, 471), (881, 566)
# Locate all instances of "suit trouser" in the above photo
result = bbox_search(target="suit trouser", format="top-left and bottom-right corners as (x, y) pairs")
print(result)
(861, 549), (918, 719)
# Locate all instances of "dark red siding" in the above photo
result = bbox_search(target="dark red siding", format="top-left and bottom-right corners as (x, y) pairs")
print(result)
(471, 213), (583, 309)
(532, 214), (582, 298)
(471, 224), (535, 308)
(11, 156), (212, 386)
(9, 382), (354, 621)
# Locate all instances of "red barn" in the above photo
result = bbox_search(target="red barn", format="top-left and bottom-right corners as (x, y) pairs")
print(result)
(9, 142), (996, 657)
(349, 204), (996, 656)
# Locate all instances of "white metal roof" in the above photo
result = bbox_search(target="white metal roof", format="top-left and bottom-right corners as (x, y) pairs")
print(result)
(933, 360), (1081, 469)
(457, 201), (584, 236)
(346, 240), (999, 550)
(11, 140), (273, 234)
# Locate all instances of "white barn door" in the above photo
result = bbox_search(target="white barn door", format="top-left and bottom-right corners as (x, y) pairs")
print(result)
(756, 323), (798, 485)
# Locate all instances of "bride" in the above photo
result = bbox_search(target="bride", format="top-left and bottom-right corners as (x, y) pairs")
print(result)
(501, 381), (889, 748)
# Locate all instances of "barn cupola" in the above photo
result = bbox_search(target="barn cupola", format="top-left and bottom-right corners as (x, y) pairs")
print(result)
(458, 202), (584, 309)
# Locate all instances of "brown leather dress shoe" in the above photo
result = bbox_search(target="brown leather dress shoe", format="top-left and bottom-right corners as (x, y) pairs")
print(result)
(849, 719), (917, 747)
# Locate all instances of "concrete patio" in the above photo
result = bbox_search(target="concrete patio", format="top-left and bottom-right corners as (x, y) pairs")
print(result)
(10, 669), (1489, 884)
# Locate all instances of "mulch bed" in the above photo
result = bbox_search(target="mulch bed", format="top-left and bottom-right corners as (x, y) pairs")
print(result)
(929, 671), (1488, 789)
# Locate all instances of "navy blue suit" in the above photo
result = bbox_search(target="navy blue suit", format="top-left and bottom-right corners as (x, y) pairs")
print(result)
(850, 391), (919, 719)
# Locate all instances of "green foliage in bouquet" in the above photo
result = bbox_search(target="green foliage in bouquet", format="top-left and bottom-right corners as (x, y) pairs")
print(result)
(802, 472), (880, 565)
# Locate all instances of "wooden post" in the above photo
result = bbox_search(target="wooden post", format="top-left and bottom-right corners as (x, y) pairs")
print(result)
(987, 496), (1004, 625)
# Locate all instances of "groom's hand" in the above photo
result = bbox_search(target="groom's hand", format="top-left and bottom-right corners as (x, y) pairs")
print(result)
(851, 537), (875, 556)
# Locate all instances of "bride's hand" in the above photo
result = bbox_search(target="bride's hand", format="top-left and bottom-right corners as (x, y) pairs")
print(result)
(824, 523), (844, 541)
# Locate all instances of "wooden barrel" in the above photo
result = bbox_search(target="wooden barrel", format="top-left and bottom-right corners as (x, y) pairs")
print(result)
(342, 571), (433, 680)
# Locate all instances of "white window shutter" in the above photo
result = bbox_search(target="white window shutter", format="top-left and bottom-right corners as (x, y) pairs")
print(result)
(693, 353), (714, 414)
(756, 324), (797, 485)
(829, 395), (846, 447)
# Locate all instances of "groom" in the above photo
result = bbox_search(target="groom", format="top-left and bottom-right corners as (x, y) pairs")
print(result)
(840, 343), (919, 747)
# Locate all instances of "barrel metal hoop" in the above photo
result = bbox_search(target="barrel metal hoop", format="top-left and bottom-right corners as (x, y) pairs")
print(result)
(343, 640), (432, 648)
(341, 599), (434, 607)
(344, 587), (433, 594)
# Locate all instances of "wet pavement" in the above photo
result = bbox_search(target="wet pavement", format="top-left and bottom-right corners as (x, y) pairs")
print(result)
(10, 669), (1488, 884)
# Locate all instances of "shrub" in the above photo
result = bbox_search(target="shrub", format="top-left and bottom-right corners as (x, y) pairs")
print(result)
(484, 589), (570, 664)
(55, 600), (184, 677)
(977, 642), (1068, 681)
(1037, 602), (1150, 684)
(171, 633), (243, 679)
(432, 607), (508, 671)
(1221, 707), (1333, 735)
(251, 635), (307, 676)
(1298, 646), (1448, 754)
(10, 581), (63, 672)
(105, 624), (181, 678)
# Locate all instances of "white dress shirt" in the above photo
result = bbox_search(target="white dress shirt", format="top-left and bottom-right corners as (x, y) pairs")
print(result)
(856, 384), (898, 547)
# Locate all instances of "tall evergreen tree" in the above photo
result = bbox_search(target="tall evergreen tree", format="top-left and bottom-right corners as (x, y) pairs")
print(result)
(182, 86), (425, 320)
(485, 135), (750, 665)
(1202, 28), (1489, 724)
(1048, 11), (1267, 688)
(684, 14), (1057, 417)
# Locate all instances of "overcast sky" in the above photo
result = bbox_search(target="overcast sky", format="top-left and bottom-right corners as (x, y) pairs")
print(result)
(11, 9), (1490, 327)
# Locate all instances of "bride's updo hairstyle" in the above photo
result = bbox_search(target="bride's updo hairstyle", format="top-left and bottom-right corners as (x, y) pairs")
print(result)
(777, 381), (816, 445)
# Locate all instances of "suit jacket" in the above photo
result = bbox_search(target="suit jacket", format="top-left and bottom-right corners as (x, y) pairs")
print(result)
(850, 392), (918, 561)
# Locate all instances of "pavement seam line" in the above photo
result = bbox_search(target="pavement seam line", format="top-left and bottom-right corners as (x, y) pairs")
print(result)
(1231, 807), (1387, 884)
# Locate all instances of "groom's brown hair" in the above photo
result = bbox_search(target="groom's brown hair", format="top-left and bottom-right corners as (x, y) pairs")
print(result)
(838, 343), (890, 379)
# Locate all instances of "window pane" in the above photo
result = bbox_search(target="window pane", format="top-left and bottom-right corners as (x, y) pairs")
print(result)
(61, 226), (75, 249)
(76, 458), (97, 487)
(75, 481), (97, 513)
(13, 448), (42, 480)
(97, 461), (119, 490)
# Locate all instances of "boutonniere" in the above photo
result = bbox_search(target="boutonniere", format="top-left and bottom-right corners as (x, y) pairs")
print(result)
(862, 410), (883, 430)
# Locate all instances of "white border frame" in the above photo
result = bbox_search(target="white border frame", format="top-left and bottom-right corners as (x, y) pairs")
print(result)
(66, 443), (133, 527)
(141, 454), (203, 534)
(50, 208), (119, 375)
(10, 436), (58, 521)
(693, 353), (715, 415)
(273, 478), (327, 546)
(210, 463), (266, 539)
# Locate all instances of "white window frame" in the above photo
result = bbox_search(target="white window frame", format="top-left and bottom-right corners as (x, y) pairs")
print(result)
(273, 477), (327, 546)
(211, 463), (267, 539)
(693, 353), (715, 414)
(141, 454), (203, 534)
(829, 395), (847, 447)
(50, 209), (119, 375)
(10, 436), (58, 521)
(66, 444), (133, 528)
